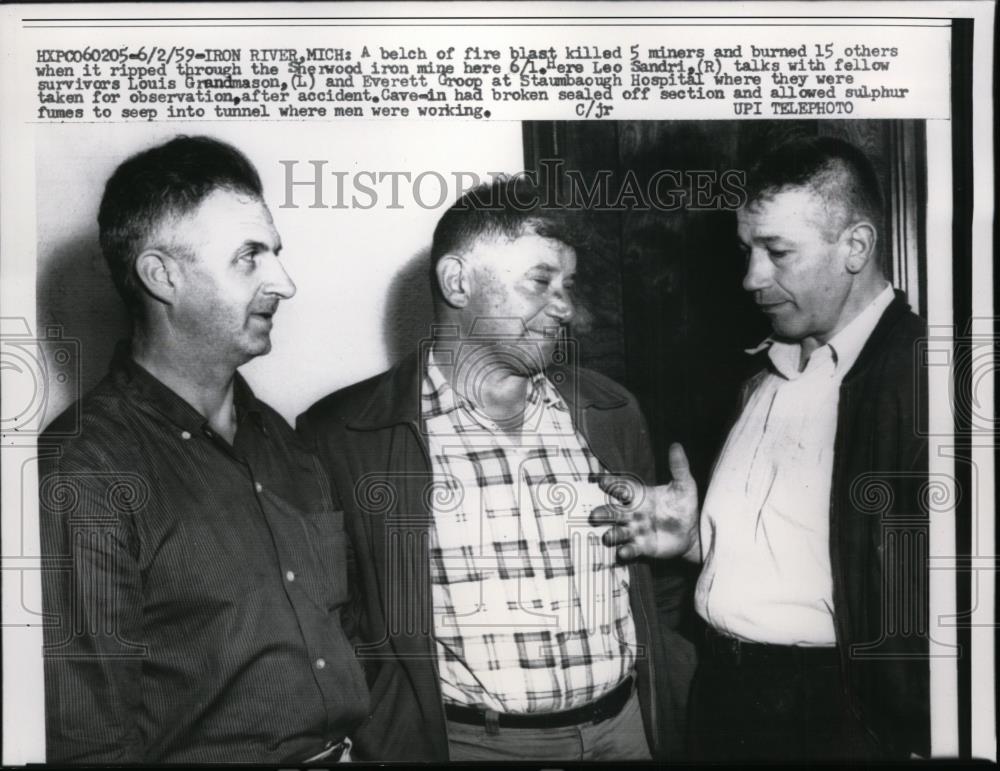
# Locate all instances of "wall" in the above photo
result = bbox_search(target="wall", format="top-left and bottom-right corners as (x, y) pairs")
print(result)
(524, 119), (925, 490)
(35, 121), (525, 424)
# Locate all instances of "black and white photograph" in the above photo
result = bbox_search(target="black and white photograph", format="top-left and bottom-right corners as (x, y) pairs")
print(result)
(1, 2), (995, 766)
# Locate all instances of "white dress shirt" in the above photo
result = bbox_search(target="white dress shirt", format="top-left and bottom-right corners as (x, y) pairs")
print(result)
(695, 284), (894, 645)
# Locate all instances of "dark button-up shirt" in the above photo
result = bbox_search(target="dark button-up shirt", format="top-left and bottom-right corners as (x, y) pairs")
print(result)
(39, 344), (369, 764)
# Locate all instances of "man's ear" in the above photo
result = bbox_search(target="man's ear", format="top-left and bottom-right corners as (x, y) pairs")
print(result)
(844, 221), (877, 274)
(134, 248), (179, 306)
(435, 253), (470, 309)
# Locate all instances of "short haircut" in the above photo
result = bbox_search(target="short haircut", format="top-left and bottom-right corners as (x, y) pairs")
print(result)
(429, 175), (590, 302)
(745, 135), (885, 241)
(97, 135), (263, 318)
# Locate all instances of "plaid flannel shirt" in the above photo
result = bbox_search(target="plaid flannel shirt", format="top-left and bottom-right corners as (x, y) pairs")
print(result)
(422, 358), (637, 714)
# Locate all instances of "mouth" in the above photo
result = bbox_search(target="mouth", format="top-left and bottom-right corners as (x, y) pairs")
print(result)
(525, 326), (563, 340)
(757, 300), (791, 313)
(249, 308), (277, 325)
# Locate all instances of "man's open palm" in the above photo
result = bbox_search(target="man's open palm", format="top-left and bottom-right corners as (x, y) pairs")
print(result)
(590, 443), (700, 561)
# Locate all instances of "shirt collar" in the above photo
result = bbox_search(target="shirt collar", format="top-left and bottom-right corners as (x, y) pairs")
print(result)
(423, 354), (464, 418)
(110, 340), (264, 435)
(824, 283), (895, 374)
(749, 284), (896, 380)
(423, 347), (566, 421)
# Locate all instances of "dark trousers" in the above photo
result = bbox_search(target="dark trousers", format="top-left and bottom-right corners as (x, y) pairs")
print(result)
(687, 630), (883, 762)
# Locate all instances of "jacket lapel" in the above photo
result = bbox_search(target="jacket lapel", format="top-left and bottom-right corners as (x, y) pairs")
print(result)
(348, 352), (447, 754)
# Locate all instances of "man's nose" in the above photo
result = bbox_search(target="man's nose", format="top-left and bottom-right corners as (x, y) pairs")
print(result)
(264, 254), (296, 300)
(547, 291), (575, 324)
(742, 250), (771, 293)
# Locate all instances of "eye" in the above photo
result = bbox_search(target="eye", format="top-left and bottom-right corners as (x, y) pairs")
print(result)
(767, 249), (790, 260)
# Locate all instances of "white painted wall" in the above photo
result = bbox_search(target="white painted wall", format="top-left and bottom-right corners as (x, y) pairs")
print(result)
(36, 120), (525, 423)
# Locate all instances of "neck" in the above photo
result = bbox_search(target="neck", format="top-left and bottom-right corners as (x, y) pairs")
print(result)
(132, 326), (240, 442)
(798, 276), (889, 368)
(433, 338), (532, 432)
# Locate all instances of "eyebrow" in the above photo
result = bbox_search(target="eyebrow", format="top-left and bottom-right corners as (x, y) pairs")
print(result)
(527, 264), (576, 285)
(240, 239), (281, 255)
(744, 235), (793, 246)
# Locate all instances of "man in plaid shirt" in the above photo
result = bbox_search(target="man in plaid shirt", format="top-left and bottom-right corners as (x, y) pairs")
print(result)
(299, 177), (694, 762)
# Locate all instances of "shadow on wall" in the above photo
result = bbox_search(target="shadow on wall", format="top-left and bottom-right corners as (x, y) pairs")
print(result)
(37, 227), (130, 427)
(382, 246), (435, 365)
(36, 235), (438, 423)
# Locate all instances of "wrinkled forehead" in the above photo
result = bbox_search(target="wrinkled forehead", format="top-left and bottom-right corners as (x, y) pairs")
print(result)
(188, 186), (273, 225)
(156, 187), (278, 251)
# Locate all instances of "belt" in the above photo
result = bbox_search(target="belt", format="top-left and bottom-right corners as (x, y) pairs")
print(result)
(444, 676), (632, 730)
(703, 627), (841, 666)
(301, 737), (351, 764)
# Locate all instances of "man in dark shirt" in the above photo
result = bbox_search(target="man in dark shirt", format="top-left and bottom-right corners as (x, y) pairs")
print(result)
(39, 136), (368, 763)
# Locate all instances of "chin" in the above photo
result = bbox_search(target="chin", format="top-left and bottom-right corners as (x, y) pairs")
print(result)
(506, 349), (547, 377)
(768, 317), (808, 342)
(525, 341), (556, 372)
(243, 336), (273, 359)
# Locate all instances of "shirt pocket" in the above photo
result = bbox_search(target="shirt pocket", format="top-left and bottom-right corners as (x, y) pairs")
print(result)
(299, 509), (350, 611)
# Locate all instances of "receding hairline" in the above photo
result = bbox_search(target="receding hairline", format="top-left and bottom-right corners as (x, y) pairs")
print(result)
(140, 185), (268, 259)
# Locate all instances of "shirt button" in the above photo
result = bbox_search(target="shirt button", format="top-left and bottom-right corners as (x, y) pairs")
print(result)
(285, 570), (296, 582)
(314, 658), (326, 670)
(255, 482), (263, 493)
(180, 431), (191, 440)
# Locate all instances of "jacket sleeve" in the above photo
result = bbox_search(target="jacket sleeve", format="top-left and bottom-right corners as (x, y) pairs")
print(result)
(873, 317), (930, 758)
(890, 330), (931, 757)
(834, 311), (932, 759)
(39, 452), (145, 763)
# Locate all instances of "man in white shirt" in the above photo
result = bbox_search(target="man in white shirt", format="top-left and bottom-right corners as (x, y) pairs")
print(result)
(592, 135), (929, 760)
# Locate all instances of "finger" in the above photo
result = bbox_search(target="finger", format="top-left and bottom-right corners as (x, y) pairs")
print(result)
(668, 442), (693, 483)
(589, 503), (627, 528)
(616, 543), (638, 561)
(600, 525), (634, 548)
(597, 475), (636, 505)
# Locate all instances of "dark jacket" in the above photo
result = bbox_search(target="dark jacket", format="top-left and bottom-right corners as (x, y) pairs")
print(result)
(740, 290), (929, 757)
(299, 351), (696, 761)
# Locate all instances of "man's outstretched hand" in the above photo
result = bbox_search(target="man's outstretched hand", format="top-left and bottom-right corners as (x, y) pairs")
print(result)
(589, 443), (700, 562)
